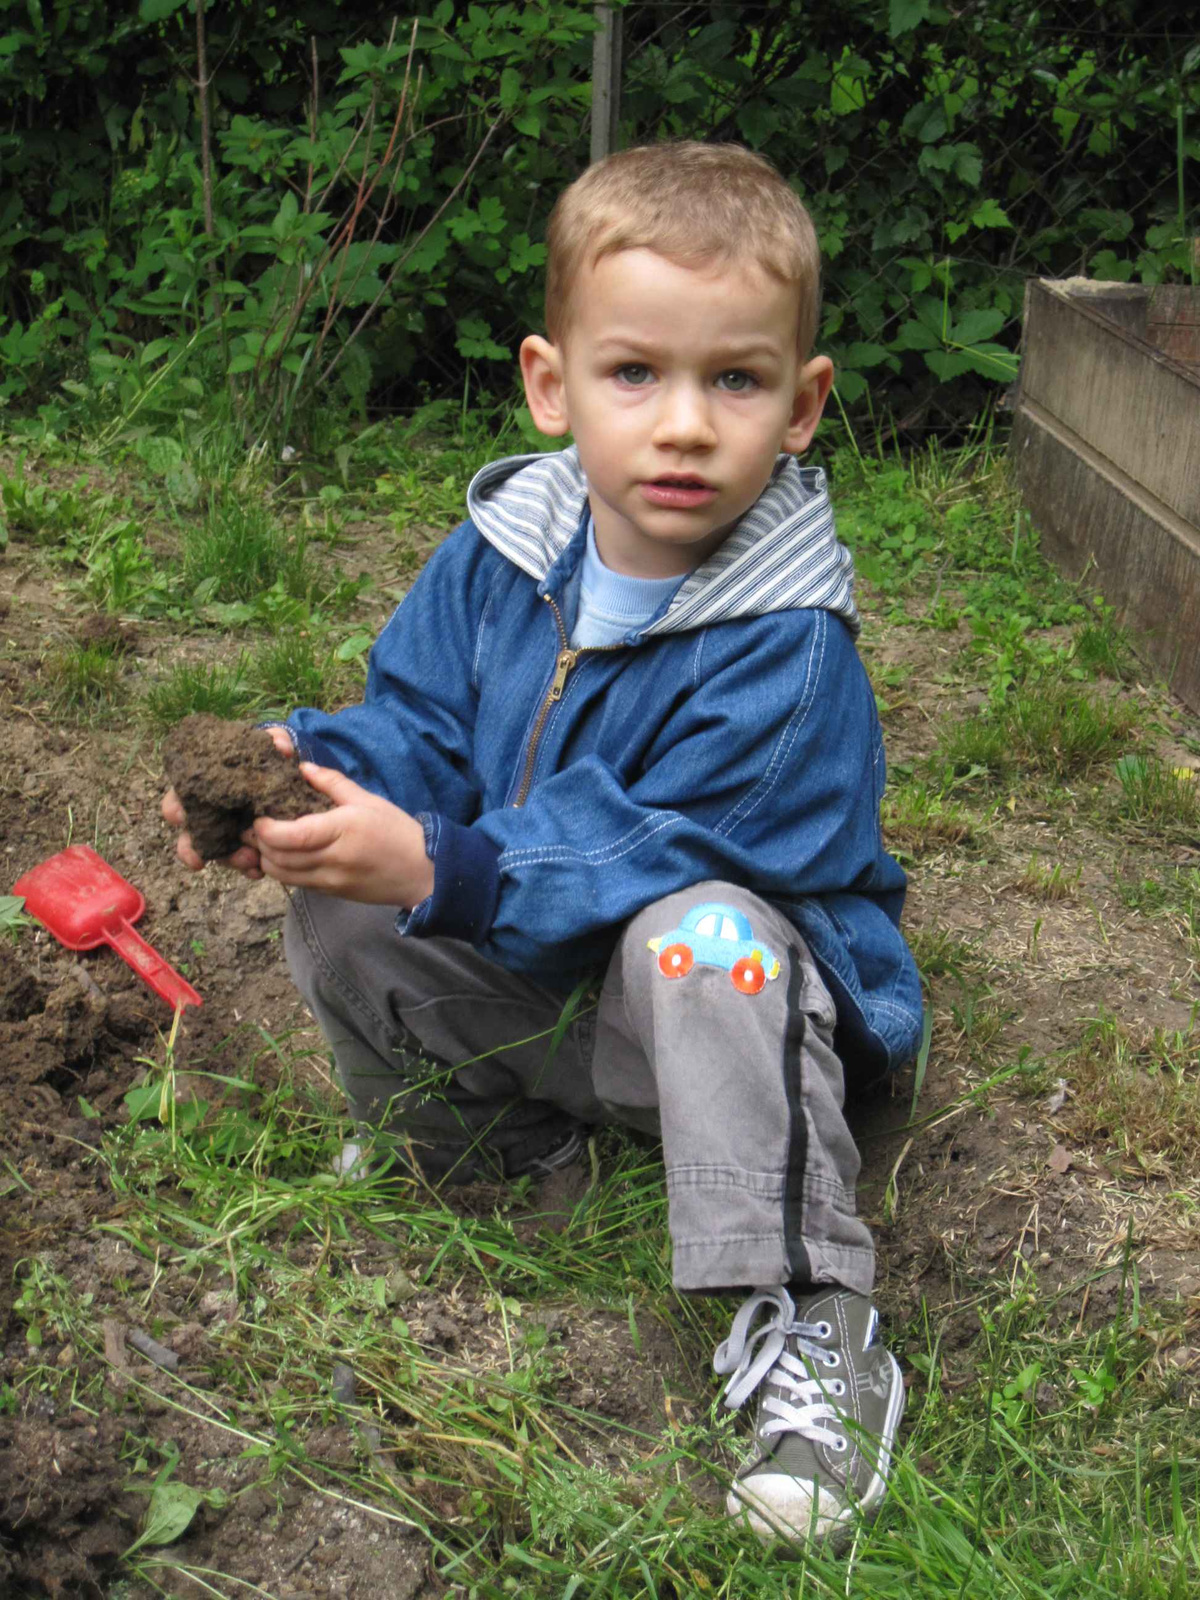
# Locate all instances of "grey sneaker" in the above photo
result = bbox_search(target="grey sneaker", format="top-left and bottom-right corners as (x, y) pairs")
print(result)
(714, 1285), (904, 1545)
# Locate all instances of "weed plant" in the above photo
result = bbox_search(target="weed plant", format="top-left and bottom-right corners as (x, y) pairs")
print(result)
(1016, 855), (1081, 902)
(0, 460), (90, 543)
(1075, 606), (1137, 681)
(369, 397), (539, 530)
(906, 925), (992, 981)
(82, 516), (172, 616)
(1116, 868), (1200, 946)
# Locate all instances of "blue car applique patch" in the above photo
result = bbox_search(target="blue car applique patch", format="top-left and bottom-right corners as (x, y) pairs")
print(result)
(647, 901), (781, 995)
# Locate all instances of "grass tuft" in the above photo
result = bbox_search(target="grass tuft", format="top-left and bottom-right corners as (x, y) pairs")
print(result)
(245, 630), (344, 714)
(1015, 854), (1081, 902)
(1075, 610), (1137, 682)
(939, 683), (1139, 784)
(43, 640), (125, 716)
(182, 489), (317, 604)
(882, 777), (977, 858)
(143, 657), (255, 727)
(1114, 754), (1200, 836)
(1058, 1014), (1200, 1173)
(1116, 867), (1200, 947)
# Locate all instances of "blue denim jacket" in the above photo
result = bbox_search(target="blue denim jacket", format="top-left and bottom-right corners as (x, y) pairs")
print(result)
(287, 448), (923, 1073)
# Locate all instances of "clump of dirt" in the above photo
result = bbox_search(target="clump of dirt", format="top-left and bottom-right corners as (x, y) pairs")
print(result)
(76, 613), (137, 654)
(163, 714), (330, 859)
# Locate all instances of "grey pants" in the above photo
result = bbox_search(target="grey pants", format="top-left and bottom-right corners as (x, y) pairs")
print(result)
(285, 879), (874, 1294)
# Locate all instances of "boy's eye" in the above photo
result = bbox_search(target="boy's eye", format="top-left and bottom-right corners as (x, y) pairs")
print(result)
(615, 364), (653, 385)
(716, 370), (758, 392)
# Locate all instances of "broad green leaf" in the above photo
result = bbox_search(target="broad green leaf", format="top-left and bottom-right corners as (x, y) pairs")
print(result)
(0, 894), (26, 928)
(889, 0), (930, 36)
(499, 67), (520, 111)
(950, 308), (1006, 345)
(272, 191), (299, 241)
(139, 0), (188, 21)
(336, 632), (375, 662)
(970, 198), (1012, 230)
(924, 349), (975, 380)
(1090, 249), (1135, 283)
(959, 341), (1018, 379)
(953, 147), (983, 187)
(736, 100), (779, 148)
(135, 435), (184, 475)
(127, 1481), (227, 1556)
(477, 196), (506, 235)
(124, 1081), (164, 1124)
(842, 341), (890, 369)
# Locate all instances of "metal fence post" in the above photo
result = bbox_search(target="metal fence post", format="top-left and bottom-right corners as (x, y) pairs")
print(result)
(590, 3), (623, 164)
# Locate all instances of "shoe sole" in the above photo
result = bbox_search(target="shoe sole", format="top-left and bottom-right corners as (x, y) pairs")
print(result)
(729, 1349), (906, 1546)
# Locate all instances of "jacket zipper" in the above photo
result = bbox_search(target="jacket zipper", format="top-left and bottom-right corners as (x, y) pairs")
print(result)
(512, 594), (624, 807)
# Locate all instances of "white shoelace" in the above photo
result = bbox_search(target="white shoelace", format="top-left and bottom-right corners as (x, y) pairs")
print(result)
(713, 1287), (846, 1452)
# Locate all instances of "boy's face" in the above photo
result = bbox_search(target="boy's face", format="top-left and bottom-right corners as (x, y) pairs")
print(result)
(520, 248), (833, 579)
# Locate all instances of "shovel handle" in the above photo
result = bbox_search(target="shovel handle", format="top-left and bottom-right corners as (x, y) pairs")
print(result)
(106, 921), (202, 1013)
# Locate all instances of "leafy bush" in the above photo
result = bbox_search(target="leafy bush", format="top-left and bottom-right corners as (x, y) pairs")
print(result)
(0, 0), (1194, 433)
(0, 0), (596, 437)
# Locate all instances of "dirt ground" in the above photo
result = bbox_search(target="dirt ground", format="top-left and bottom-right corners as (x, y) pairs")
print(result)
(2, 467), (1199, 1596)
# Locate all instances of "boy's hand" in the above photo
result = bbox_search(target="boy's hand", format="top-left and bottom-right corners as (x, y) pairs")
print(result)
(162, 724), (296, 879)
(251, 763), (435, 907)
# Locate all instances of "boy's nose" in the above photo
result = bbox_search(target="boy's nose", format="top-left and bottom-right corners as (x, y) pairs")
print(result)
(651, 384), (718, 452)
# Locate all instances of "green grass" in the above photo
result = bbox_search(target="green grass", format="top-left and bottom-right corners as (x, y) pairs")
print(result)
(182, 488), (317, 604)
(1114, 755), (1200, 836)
(1053, 1014), (1200, 1174)
(881, 776), (977, 860)
(1075, 608), (1137, 682)
(21, 1033), (1194, 1599)
(0, 459), (91, 543)
(937, 683), (1140, 786)
(245, 628), (345, 714)
(43, 639), (125, 716)
(1015, 854), (1082, 902)
(1116, 867), (1200, 946)
(143, 657), (256, 727)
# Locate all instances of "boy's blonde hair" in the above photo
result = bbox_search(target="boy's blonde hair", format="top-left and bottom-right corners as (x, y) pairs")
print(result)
(544, 141), (822, 357)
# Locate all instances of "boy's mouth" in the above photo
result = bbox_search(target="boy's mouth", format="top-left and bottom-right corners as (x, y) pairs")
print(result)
(641, 476), (717, 510)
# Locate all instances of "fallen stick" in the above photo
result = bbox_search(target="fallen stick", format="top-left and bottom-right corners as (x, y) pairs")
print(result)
(128, 1328), (180, 1372)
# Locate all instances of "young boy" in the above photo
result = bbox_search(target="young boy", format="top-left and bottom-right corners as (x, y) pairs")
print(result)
(164, 141), (922, 1546)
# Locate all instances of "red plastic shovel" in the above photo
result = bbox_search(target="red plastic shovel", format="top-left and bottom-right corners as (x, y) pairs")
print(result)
(12, 844), (202, 1012)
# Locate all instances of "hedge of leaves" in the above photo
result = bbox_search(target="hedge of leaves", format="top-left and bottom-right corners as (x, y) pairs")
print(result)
(0, 0), (1195, 436)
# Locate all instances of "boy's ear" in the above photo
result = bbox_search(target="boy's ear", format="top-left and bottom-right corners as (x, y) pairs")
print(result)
(519, 335), (570, 437)
(783, 355), (835, 455)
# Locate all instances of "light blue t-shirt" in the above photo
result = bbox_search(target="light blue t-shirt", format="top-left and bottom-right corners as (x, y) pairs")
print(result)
(565, 520), (685, 649)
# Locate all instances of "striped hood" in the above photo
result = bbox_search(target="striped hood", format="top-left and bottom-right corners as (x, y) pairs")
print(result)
(465, 446), (859, 637)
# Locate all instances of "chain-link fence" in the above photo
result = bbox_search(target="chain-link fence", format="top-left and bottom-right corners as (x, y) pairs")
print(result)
(590, 1), (1198, 436)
